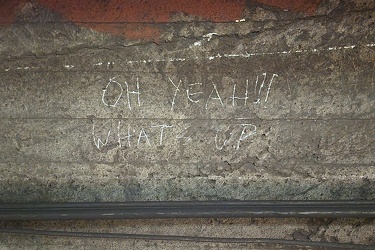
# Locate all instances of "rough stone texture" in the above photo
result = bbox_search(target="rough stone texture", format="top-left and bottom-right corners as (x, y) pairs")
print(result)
(0, 0), (374, 249)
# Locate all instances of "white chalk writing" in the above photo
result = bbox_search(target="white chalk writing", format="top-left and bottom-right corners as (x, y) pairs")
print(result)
(167, 72), (278, 110)
(231, 80), (249, 107)
(137, 128), (151, 146)
(93, 122), (257, 151)
(92, 124), (112, 149)
(117, 121), (132, 147)
(151, 124), (173, 145)
(186, 83), (202, 103)
(169, 78), (181, 110)
(95, 73), (273, 151)
(205, 83), (224, 109)
(215, 126), (230, 150)
(102, 73), (276, 112)
(102, 77), (141, 109)
(176, 126), (192, 145)
(265, 73), (278, 102)
(237, 124), (257, 149)
(102, 77), (123, 107)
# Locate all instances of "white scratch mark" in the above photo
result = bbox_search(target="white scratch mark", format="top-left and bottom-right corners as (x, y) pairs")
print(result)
(169, 78), (182, 111)
(203, 32), (218, 41)
(102, 77), (123, 107)
(208, 54), (222, 60)
(124, 78), (141, 110)
(169, 58), (186, 62)
(265, 73), (278, 103)
(117, 122), (132, 148)
(64, 65), (74, 69)
(151, 124), (173, 145)
(254, 72), (267, 104)
(215, 126), (230, 150)
(235, 19), (246, 23)
(4, 43), (375, 72)
(12, 29), (29, 49)
(205, 83), (224, 109)
(124, 42), (375, 65)
(92, 124), (112, 150)
(15, 66), (31, 70)
(193, 41), (202, 46)
(107, 62), (114, 69)
(186, 83), (202, 103)
(231, 80), (249, 107)
(237, 124), (257, 150)
(137, 128), (151, 146)
(176, 126), (191, 145)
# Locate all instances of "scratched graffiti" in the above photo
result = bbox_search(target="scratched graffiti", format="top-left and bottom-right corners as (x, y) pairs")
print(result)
(94, 72), (278, 151)
(101, 73), (278, 111)
(92, 121), (257, 151)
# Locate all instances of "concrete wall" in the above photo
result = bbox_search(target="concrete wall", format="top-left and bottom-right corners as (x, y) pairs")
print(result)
(0, 0), (374, 248)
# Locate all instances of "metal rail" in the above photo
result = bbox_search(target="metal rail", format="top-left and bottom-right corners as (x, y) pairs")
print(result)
(1, 200), (374, 220)
(0, 228), (374, 249)
(1, 201), (374, 249)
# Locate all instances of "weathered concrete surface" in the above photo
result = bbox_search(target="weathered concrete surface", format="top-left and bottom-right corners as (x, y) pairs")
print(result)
(0, 0), (374, 249)
(0, 218), (374, 249)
